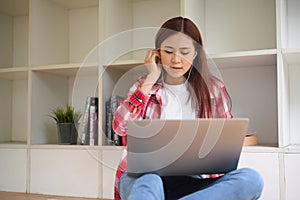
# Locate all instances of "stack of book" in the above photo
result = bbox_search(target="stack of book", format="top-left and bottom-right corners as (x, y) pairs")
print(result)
(105, 95), (125, 146)
(80, 96), (98, 145)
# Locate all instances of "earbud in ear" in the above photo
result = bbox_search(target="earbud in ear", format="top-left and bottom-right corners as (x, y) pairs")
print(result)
(193, 51), (197, 59)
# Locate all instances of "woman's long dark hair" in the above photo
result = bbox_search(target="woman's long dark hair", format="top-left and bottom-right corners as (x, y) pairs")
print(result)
(155, 16), (231, 117)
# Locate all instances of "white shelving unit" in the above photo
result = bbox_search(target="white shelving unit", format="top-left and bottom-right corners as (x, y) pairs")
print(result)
(0, 0), (300, 199)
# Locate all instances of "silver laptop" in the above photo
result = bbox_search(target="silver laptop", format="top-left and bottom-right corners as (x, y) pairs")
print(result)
(126, 118), (249, 177)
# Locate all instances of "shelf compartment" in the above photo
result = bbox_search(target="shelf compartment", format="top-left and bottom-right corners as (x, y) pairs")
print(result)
(182, 0), (276, 54)
(30, 0), (99, 66)
(0, 68), (28, 144)
(100, 0), (181, 62)
(281, 50), (300, 146)
(30, 148), (99, 197)
(0, 0), (29, 68)
(30, 66), (99, 145)
(0, 148), (27, 192)
(280, 0), (300, 49)
(219, 55), (278, 147)
(101, 0), (180, 37)
(99, 63), (147, 146)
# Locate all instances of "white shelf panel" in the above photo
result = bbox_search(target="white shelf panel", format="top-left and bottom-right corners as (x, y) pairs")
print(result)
(0, 142), (28, 149)
(209, 49), (277, 69)
(282, 48), (300, 65)
(0, 143), (125, 151)
(242, 146), (283, 153)
(31, 63), (98, 77)
(105, 59), (144, 71)
(29, 144), (99, 150)
(28, 144), (125, 151)
(0, 67), (28, 80)
(285, 145), (300, 153)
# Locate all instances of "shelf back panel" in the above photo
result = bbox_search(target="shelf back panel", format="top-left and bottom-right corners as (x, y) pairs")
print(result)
(220, 65), (278, 146)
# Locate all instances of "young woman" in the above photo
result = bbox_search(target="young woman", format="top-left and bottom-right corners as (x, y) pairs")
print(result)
(112, 16), (263, 200)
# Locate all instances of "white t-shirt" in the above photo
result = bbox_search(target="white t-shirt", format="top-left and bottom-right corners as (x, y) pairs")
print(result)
(160, 83), (196, 120)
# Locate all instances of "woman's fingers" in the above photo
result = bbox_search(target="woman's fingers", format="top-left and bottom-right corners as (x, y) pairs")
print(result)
(144, 49), (162, 77)
(145, 49), (160, 64)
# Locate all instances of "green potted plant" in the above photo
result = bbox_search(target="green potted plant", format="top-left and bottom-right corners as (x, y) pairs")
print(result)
(49, 104), (82, 144)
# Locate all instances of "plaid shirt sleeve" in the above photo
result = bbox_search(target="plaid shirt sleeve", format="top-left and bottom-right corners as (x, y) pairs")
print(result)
(210, 77), (233, 119)
(113, 76), (151, 136)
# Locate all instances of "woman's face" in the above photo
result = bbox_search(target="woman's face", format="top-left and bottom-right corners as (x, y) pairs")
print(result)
(160, 32), (196, 84)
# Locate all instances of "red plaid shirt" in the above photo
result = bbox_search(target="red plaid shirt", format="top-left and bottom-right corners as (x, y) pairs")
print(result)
(112, 76), (233, 200)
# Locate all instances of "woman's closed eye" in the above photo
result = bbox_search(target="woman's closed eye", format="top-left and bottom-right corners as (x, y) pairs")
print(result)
(163, 50), (191, 56)
(180, 51), (190, 56)
(164, 50), (173, 54)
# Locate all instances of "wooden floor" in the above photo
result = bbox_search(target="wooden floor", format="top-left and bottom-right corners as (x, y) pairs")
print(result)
(0, 192), (107, 200)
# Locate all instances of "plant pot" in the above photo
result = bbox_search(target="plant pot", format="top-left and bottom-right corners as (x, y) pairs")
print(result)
(57, 123), (78, 144)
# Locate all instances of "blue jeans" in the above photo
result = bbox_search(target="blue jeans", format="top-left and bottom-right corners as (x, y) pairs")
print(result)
(118, 168), (263, 200)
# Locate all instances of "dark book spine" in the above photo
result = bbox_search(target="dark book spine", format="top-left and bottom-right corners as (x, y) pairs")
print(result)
(89, 97), (98, 146)
(105, 101), (113, 145)
(110, 95), (124, 146)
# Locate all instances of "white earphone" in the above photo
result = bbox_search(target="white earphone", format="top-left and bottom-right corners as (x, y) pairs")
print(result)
(193, 51), (197, 59)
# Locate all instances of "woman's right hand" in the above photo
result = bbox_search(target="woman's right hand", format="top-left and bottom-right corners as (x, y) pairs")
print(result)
(144, 49), (162, 80)
(141, 49), (162, 94)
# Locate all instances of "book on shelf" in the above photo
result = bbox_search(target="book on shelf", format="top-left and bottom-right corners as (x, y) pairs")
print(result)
(80, 96), (91, 145)
(89, 97), (98, 145)
(80, 96), (98, 145)
(105, 95), (125, 146)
